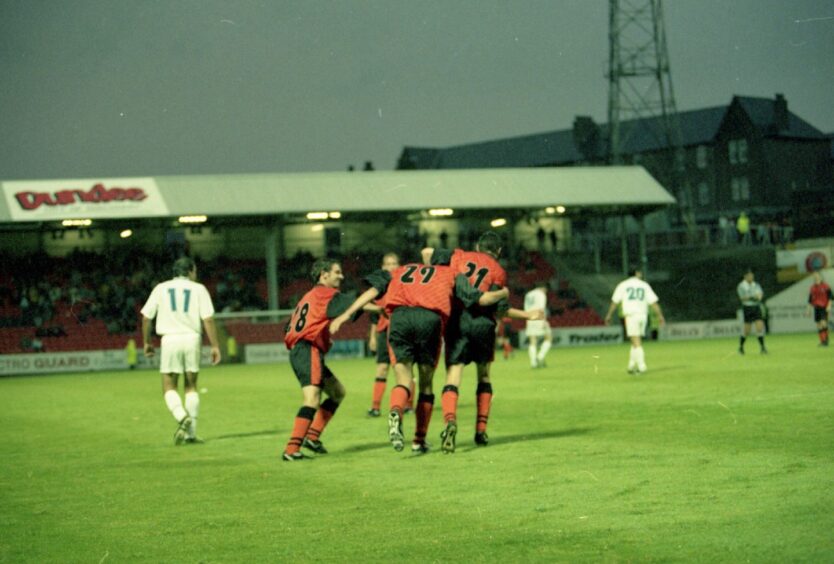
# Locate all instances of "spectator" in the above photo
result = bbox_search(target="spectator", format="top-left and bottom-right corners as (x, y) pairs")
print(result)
(736, 212), (751, 245)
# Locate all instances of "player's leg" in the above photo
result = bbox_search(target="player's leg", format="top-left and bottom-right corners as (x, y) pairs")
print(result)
(304, 365), (345, 454)
(412, 313), (442, 452)
(413, 363), (436, 453)
(739, 319), (751, 354)
(440, 324), (467, 435)
(369, 362), (388, 417)
(474, 362), (493, 446)
(181, 337), (202, 442)
(623, 316), (642, 373)
(182, 371), (202, 442)
(528, 334), (540, 368)
(283, 343), (322, 460)
(537, 331), (552, 367)
(755, 318), (767, 353)
(816, 309), (829, 346)
(160, 337), (191, 444)
(369, 329), (390, 416)
(162, 372), (188, 425)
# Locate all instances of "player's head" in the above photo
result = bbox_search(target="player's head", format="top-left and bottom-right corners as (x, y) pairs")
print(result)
(311, 258), (343, 288)
(629, 268), (642, 279)
(381, 252), (400, 272)
(475, 231), (503, 257)
(172, 257), (196, 280)
(744, 269), (754, 282)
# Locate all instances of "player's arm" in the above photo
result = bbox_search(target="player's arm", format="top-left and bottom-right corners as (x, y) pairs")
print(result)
(202, 316), (222, 365)
(363, 302), (384, 314)
(368, 323), (377, 353)
(428, 247), (454, 266)
(331, 270), (391, 334)
(454, 275), (507, 307)
(504, 307), (544, 321)
(330, 287), (379, 334)
(141, 316), (155, 357)
(650, 302), (665, 326)
(604, 301), (619, 325)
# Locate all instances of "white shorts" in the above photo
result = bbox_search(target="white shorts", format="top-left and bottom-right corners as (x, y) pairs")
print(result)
(160, 333), (202, 374)
(525, 319), (550, 338)
(624, 314), (647, 338)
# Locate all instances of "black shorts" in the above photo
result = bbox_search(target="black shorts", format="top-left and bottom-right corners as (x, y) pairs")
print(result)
(813, 306), (829, 323)
(742, 305), (763, 323)
(387, 307), (442, 367)
(289, 340), (335, 388)
(445, 311), (497, 366)
(375, 328), (390, 364)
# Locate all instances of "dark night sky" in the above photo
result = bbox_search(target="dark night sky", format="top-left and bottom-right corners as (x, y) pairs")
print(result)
(1, 0), (831, 179)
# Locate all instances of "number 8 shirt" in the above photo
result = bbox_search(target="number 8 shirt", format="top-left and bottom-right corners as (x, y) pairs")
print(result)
(284, 285), (357, 353)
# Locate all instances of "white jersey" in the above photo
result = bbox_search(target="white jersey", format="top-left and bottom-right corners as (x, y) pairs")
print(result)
(737, 280), (763, 306)
(524, 288), (549, 316)
(524, 287), (550, 334)
(611, 276), (658, 317)
(141, 276), (215, 336)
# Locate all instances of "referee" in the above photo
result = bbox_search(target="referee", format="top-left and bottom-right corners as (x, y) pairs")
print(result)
(737, 269), (767, 354)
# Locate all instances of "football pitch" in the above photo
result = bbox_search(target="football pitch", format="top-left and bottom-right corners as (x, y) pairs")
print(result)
(1, 334), (832, 562)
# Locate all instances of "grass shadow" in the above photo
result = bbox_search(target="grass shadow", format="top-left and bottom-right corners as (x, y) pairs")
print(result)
(211, 429), (279, 441)
(455, 426), (596, 452)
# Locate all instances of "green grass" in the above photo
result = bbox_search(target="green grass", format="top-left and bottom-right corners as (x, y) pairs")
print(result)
(1, 334), (833, 562)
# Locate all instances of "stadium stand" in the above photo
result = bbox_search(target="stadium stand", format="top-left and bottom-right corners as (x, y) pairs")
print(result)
(0, 249), (601, 354)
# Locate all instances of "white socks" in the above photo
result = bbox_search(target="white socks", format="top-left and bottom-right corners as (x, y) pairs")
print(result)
(528, 343), (538, 367)
(628, 346), (646, 371)
(164, 390), (188, 422)
(184, 391), (200, 438)
(537, 340), (551, 363)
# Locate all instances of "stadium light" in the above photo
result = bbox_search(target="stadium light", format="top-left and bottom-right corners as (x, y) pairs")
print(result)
(490, 218), (507, 228)
(120, 229), (133, 239)
(310, 224), (324, 232)
(306, 212), (329, 220)
(178, 215), (207, 224)
(428, 208), (454, 216)
(62, 219), (92, 227)
(556, 205), (566, 214)
(545, 206), (556, 214)
(328, 211), (341, 219)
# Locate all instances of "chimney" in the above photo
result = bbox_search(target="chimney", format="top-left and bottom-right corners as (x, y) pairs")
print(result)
(572, 116), (599, 161)
(774, 93), (788, 132)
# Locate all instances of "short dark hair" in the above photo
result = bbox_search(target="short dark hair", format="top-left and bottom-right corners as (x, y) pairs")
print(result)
(172, 257), (195, 277)
(310, 257), (339, 283)
(628, 268), (640, 277)
(477, 231), (503, 256)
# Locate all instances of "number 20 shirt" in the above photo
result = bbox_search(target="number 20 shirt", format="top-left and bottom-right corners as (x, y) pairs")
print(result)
(611, 276), (659, 317)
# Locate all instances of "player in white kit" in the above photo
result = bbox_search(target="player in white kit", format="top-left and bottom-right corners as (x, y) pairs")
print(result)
(604, 269), (665, 374)
(141, 257), (221, 444)
(524, 283), (552, 368)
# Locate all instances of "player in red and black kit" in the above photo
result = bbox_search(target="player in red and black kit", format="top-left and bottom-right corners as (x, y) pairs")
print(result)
(423, 231), (544, 453)
(331, 262), (509, 453)
(281, 258), (363, 461)
(362, 252), (414, 416)
(806, 271), (832, 346)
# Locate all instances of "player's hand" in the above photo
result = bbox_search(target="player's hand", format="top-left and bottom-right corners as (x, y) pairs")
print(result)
(330, 314), (348, 334)
(143, 343), (155, 358)
(210, 346), (221, 365)
(368, 333), (377, 353)
(529, 309), (545, 321)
